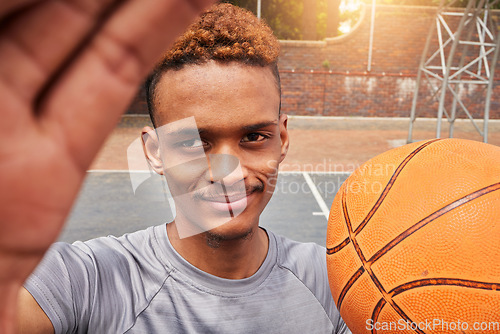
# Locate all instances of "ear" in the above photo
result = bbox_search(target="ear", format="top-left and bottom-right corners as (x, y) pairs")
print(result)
(278, 114), (289, 164)
(141, 126), (164, 175)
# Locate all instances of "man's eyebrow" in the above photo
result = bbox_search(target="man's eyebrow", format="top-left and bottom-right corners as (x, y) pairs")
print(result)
(242, 121), (279, 131)
(162, 127), (205, 137)
(160, 121), (278, 136)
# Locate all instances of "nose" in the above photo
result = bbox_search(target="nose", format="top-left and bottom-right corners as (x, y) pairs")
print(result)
(206, 153), (245, 187)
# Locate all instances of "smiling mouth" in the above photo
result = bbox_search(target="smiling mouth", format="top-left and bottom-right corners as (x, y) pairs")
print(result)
(197, 189), (255, 216)
(200, 191), (250, 203)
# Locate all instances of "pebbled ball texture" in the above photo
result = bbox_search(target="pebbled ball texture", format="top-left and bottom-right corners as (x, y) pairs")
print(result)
(326, 138), (500, 334)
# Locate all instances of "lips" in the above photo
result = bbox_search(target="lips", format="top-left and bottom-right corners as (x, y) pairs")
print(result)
(201, 191), (249, 203)
(199, 190), (253, 214)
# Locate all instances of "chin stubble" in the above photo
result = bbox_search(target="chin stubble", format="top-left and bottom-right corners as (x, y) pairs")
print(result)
(205, 228), (255, 249)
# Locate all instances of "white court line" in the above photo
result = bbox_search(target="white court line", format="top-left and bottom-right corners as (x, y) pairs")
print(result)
(302, 172), (330, 219)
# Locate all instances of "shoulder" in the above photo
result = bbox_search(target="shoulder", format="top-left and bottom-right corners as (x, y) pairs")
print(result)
(272, 232), (330, 308)
(76, 224), (157, 253)
(271, 231), (328, 279)
(32, 226), (166, 290)
(269, 231), (351, 334)
(44, 225), (165, 274)
(57, 224), (171, 294)
(26, 225), (171, 333)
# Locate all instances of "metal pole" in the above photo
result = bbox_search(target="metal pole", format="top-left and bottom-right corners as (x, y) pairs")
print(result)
(436, 0), (477, 138)
(257, 0), (261, 19)
(449, 7), (477, 138)
(408, 0), (443, 144)
(367, 0), (376, 72)
(483, 26), (500, 143)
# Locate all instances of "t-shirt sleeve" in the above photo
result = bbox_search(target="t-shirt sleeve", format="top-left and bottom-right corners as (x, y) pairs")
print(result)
(24, 230), (166, 334)
(24, 242), (97, 334)
(335, 316), (352, 334)
(274, 234), (352, 334)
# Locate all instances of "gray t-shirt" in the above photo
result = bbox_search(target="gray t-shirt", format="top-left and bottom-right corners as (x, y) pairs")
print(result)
(25, 224), (351, 334)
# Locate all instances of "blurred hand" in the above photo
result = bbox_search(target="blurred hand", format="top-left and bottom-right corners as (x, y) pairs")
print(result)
(0, 0), (215, 332)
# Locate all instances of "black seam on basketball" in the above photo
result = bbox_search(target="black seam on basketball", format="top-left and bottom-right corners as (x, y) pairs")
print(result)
(343, 183), (387, 295)
(335, 187), (368, 309)
(327, 237), (350, 255)
(391, 302), (426, 334)
(371, 298), (426, 334)
(379, 278), (500, 334)
(389, 278), (500, 297)
(341, 186), (391, 311)
(371, 299), (386, 334)
(341, 179), (431, 332)
(343, 186), (367, 262)
(368, 182), (500, 264)
(337, 266), (365, 309)
(353, 138), (442, 236)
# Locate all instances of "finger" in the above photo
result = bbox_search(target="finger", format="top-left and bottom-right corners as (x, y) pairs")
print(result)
(0, 0), (41, 20)
(40, 0), (215, 171)
(0, 0), (116, 102)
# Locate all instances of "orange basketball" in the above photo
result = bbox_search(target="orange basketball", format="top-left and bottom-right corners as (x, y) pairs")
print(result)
(326, 138), (500, 334)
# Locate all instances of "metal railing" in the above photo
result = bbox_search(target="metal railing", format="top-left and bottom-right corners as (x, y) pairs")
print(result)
(408, 0), (500, 143)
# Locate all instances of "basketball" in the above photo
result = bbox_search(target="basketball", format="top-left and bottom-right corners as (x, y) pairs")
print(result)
(326, 138), (500, 334)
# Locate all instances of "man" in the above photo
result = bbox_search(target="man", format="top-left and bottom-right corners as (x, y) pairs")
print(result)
(6, 2), (350, 333)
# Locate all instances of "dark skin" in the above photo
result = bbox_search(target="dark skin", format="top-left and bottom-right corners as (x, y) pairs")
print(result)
(143, 62), (289, 280)
(0, 0), (215, 333)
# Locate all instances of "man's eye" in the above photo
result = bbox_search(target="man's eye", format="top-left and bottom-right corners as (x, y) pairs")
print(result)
(242, 133), (268, 142)
(179, 139), (204, 148)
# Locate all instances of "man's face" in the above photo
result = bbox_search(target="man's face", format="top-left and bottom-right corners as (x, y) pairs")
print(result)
(145, 61), (288, 240)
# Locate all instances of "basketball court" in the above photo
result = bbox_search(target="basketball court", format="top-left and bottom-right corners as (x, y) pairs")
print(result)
(59, 115), (500, 245)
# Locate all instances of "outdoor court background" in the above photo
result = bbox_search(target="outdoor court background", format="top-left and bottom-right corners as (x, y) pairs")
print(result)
(58, 115), (500, 245)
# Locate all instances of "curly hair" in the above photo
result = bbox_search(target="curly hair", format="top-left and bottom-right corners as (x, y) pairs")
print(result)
(146, 3), (281, 127)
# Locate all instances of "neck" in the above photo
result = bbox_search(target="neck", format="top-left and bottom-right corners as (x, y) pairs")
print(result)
(167, 222), (269, 280)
